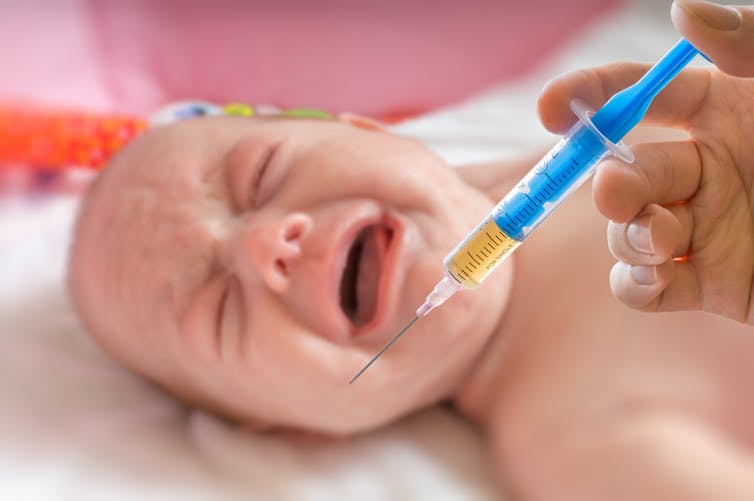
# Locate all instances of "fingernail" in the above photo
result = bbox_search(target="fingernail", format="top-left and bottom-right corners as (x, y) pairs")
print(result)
(631, 265), (657, 286)
(626, 214), (654, 255)
(675, 0), (741, 31)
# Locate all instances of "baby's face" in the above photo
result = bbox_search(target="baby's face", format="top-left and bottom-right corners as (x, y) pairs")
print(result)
(69, 116), (512, 434)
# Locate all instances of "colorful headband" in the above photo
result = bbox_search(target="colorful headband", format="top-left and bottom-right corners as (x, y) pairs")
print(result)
(0, 101), (334, 170)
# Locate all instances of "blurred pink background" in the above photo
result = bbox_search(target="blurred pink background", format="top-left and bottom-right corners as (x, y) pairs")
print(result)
(0, 0), (622, 118)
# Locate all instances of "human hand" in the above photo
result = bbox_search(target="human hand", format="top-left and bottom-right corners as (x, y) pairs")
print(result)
(537, 1), (754, 323)
(671, 0), (754, 78)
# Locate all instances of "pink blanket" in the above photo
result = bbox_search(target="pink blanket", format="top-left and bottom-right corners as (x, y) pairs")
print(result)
(2, 0), (621, 117)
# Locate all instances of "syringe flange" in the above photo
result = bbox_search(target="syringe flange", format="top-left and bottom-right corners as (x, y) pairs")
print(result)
(569, 99), (634, 164)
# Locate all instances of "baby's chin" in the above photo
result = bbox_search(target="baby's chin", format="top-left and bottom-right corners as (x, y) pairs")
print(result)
(263, 427), (353, 445)
(193, 396), (389, 437)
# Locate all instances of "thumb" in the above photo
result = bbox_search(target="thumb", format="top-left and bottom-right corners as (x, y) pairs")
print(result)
(671, 0), (754, 77)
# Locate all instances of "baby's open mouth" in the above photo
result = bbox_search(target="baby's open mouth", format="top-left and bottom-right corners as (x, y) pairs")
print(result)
(339, 224), (393, 329)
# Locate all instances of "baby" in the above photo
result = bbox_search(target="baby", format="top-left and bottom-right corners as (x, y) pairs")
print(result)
(68, 111), (754, 499)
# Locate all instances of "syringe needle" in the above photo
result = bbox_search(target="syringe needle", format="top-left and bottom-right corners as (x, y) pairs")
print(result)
(348, 315), (419, 384)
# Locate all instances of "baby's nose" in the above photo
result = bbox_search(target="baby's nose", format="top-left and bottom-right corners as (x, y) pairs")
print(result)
(237, 212), (313, 293)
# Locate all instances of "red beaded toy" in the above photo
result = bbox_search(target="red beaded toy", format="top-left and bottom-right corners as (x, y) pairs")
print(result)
(0, 101), (411, 171)
(0, 105), (147, 169)
(0, 102), (338, 170)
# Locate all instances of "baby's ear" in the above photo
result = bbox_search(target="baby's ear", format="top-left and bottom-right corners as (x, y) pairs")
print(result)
(336, 112), (385, 132)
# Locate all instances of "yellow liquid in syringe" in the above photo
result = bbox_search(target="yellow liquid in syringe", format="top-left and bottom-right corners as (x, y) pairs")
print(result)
(444, 217), (521, 288)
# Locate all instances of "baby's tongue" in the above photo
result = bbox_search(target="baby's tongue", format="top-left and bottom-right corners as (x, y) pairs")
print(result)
(354, 227), (386, 326)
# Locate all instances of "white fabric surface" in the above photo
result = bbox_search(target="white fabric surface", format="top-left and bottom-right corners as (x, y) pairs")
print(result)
(1, 2), (688, 499)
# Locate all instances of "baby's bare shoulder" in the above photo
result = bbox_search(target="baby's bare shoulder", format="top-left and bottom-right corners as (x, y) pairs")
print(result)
(483, 311), (754, 499)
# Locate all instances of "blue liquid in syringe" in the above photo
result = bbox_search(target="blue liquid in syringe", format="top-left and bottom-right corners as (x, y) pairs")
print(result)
(442, 110), (620, 290)
(493, 37), (700, 242)
(442, 38), (700, 291)
(493, 123), (608, 241)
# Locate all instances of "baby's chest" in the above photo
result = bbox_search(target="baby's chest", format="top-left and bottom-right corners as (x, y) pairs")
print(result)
(505, 305), (754, 446)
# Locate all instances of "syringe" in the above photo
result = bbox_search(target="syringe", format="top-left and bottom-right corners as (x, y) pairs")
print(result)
(350, 38), (703, 384)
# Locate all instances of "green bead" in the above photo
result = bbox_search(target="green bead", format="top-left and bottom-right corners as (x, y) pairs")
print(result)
(279, 108), (332, 120)
(223, 103), (255, 117)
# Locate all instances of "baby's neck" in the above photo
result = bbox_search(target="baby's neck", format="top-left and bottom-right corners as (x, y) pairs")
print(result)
(449, 184), (601, 429)
(447, 246), (527, 427)
(450, 248), (563, 429)
(448, 159), (534, 427)
(450, 283), (518, 427)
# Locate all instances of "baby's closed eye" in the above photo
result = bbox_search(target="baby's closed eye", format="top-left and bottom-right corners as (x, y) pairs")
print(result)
(225, 137), (285, 212)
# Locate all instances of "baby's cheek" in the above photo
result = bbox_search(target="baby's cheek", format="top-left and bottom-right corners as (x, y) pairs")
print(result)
(168, 221), (219, 293)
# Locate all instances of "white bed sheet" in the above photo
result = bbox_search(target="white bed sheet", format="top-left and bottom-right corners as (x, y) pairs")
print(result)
(0, 2), (685, 499)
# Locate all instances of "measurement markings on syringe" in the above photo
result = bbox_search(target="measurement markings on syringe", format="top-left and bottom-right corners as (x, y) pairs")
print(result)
(502, 157), (586, 227)
(446, 218), (522, 286)
(464, 231), (505, 274)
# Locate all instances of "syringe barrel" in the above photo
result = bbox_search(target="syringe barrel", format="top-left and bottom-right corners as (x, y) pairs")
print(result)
(443, 100), (633, 289)
(417, 40), (699, 321)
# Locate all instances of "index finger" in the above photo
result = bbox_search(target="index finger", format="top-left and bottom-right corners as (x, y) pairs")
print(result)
(538, 62), (712, 135)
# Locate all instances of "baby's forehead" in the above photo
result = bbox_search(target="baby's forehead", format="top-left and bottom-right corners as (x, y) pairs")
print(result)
(81, 132), (228, 297)
(117, 115), (349, 176)
(86, 113), (379, 288)
(85, 115), (345, 281)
